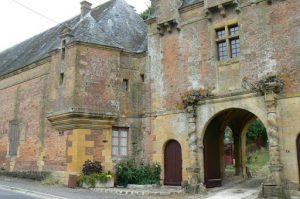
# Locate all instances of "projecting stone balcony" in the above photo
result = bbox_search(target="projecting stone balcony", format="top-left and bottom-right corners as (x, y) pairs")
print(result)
(47, 108), (117, 130)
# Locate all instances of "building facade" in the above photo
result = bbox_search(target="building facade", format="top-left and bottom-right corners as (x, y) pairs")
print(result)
(0, 0), (147, 183)
(0, 0), (300, 197)
(145, 0), (300, 196)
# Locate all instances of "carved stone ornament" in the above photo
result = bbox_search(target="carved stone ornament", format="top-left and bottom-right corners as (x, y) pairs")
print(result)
(157, 19), (180, 36)
(242, 75), (284, 95)
(204, 0), (241, 21)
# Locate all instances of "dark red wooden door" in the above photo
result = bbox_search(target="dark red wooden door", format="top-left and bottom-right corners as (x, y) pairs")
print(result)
(204, 120), (222, 188)
(297, 135), (300, 182)
(164, 140), (182, 185)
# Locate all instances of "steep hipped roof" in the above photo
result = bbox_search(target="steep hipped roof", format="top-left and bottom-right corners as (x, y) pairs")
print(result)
(181, 0), (203, 7)
(148, 0), (203, 21)
(0, 0), (147, 77)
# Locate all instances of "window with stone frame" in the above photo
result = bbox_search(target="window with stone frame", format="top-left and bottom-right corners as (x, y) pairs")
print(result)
(216, 24), (240, 60)
(9, 121), (20, 156)
(122, 79), (129, 91)
(112, 128), (128, 158)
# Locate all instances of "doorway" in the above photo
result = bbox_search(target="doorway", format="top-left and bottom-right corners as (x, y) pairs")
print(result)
(297, 134), (300, 182)
(203, 108), (269, 188)
(164, 140), (182, 185)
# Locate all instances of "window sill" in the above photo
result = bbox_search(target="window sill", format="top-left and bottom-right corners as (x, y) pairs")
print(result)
(217, 57), (240, 66)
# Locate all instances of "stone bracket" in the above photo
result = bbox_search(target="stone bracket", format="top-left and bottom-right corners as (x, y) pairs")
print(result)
(266, 0), (286, 4)
(205, 0), (241, 21)
(157, 19), (180, 36)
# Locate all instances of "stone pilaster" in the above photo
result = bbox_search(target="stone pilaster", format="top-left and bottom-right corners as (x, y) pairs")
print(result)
(185, 105), (206, 194)
(265, 90), (283, 183)
(260, 76), (284, 198)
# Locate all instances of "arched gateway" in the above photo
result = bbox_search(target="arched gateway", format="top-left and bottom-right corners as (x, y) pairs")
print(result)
(203, 108), (268, 188)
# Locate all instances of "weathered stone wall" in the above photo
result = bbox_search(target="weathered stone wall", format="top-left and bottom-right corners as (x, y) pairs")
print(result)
(147, 0), (300, 184)
(278, 97), (300, 184)
(73, 45), (120, 113)
(0, 61), (68, 172)
(48, 45), (77, 113)
(239, 0), (300, 94)
(0, 41), (146, 182)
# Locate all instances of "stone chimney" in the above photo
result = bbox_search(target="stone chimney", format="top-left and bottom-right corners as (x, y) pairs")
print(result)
(150, 0), (156, 15)
(80, 1), (92, 18)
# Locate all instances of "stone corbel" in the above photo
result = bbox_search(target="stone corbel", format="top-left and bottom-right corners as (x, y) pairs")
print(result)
(267, 0), (286, 4)
(218, 4), (226, 17)
(267, 0), (273, 4)
(165, 22), (172, 33)
(157, 24), (164, 36)
(205, 9), (212, 21)
(233, 0), (241, 13)
(156, 19), (181, 36)
(174, 20), (181, 31)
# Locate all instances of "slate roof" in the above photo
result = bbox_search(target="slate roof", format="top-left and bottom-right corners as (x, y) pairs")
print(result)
(0, 0), (147, 77)
(148, 0), (203, 20)
(181, 0), (203, 8)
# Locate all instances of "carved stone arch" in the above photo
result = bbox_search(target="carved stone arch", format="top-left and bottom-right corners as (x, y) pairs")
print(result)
(196, 99), (269, 186)
(197, 103), (268, 143)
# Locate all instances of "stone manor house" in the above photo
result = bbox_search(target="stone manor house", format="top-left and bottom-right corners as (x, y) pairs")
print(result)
(0, 0), (299, 197)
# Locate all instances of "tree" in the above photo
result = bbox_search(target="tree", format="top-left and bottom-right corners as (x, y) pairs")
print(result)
(247, 119), (268, 147)
(140, 7), (151, 20)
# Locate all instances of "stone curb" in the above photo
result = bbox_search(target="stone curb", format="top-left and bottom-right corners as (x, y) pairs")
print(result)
(0, 184), (67, 199)
(90, 187), (185, 196)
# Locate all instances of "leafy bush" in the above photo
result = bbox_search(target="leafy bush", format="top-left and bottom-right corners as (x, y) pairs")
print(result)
(82, 160), (103, 175)
(115, 158), (161, 187)
(41, 175), (60, 185)
(0, 171), (50, 181)
(77, 160), (113, 188)
(78, 172), (113, 188)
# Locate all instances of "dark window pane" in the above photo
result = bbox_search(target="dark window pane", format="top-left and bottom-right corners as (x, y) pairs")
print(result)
(123, 79), (129, 91)
(217, 41), (228, 60)
(230, 38), (241, 58)
(229, 25), (239, 36)
(112, 128), (128, 157)
(216, 28), (226, 39)
(9, 123), (19, 156)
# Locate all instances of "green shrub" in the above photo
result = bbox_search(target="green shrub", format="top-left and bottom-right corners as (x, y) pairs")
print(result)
(41, 175), (60, 185)
(115, 158), (161, 187)
(78, 171), (113, 188)
(82, 160), (103, 175)
(77, 160), (113, 188)
(0, 171), (50, 181)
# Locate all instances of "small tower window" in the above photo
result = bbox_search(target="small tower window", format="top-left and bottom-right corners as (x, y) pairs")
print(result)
(61, 40), (66, 60)
(140, 74), (145, 82)
(123, 79), (129, 91)
(59, 73), (64, 86)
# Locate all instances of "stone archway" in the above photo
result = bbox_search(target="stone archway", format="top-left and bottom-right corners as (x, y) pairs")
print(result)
(202, 108), (266, 188)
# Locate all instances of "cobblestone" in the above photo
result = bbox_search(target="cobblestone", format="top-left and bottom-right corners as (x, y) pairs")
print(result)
(91, 186), (185, 196)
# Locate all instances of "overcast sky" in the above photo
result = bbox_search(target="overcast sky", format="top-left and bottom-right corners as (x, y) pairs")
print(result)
(0, 0), (150, 52)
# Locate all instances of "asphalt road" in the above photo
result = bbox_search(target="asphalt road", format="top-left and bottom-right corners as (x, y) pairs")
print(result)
(0, 176), (263, 199)
(0, 187), (37, 199)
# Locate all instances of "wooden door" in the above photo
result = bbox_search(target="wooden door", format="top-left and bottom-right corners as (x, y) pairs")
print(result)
(297, 135), (300, 182)
(164, 140), (182, 185)
(204, 120), (222, 188)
